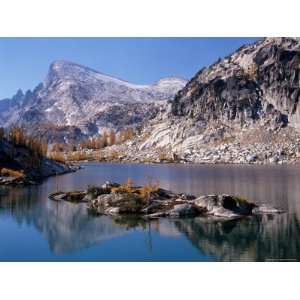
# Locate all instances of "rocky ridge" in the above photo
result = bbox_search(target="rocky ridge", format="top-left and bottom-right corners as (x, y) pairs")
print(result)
(96, 38), (300, 165)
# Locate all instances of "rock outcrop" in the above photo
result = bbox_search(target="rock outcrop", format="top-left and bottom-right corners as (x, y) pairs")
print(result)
(171, 38), (300, 128)
(49, 181), (282, 219)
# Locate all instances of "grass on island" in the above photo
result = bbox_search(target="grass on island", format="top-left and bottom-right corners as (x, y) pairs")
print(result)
(111, 178), (160, 199)
(111, 178), (161, 212)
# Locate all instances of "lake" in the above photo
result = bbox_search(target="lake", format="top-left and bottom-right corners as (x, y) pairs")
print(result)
(0, 162), (300, 261)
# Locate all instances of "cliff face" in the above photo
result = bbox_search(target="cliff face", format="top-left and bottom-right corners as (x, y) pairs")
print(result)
(171, 37), (300, 129)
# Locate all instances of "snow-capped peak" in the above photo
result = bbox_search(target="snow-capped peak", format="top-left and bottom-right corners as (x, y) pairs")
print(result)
(0, 59), (187, 135)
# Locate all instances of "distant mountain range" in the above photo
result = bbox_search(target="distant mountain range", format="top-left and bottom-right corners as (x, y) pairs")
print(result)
(2, 37), (300, 165)
(0, 60), (187, 144)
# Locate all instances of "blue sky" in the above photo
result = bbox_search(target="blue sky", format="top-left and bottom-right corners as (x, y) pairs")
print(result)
(0, 37), (259, 99)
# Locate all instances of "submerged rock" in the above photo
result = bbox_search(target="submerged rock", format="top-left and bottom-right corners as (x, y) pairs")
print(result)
(49, 191), (87, 202)
(252, 204), (284, 214)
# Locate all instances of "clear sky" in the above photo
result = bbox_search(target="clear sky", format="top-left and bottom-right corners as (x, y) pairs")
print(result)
(0, 37), (259, 99)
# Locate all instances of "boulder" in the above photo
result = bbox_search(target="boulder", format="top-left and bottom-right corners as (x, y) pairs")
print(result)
(101, 181), (120, 189)
(247, 154), (257, 163)
(95, 193), (125, 206)
(269, 156), (279, 164)
(87, 185), (111, 198)
(141, 202), (163, 214)
(150, 188), (177, 200)
(82, 193), (95, 202)
(221, 195), (256, 215)
(207, 207), (240, 218)
(179, 193), (197, 200)
(168, 203), (199, 217)
(104, 207), (120, 215)
(193, 194), (256, 217)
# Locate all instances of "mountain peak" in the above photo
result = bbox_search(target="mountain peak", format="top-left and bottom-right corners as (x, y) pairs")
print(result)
(0, 57), (187, 139)
(49, 59), (97, 73)
(45, 59), (104, 88)
(156, 76), (187, 84)
(48, 59), (93, 76)
(15, 89), (24, 98)
(46, 60), (187, 91)
(47, 59), (142, 88)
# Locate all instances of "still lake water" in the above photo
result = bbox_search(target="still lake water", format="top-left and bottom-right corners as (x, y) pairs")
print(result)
(1, 162), (300, 262)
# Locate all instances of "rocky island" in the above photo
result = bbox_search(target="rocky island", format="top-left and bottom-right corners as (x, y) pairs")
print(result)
(49, 180), (283, 219)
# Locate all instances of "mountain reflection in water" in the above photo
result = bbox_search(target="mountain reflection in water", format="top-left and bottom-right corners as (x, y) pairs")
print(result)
(1, 163), (300, 261)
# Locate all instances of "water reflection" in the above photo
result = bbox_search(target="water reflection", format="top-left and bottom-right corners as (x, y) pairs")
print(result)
(0, 187), (127, 255)
(174, 213), (300, 261)
(1, 163), (300, 261)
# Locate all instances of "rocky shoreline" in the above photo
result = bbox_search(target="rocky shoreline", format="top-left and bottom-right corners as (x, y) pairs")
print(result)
(0, 164), (80, 186)
(49, 181), (283, 219)
(68, 142), (300, 166)
(64, 122), (300, 165)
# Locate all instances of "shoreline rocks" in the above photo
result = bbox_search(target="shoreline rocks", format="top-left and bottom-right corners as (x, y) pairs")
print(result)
(0, 136), (81, 186)
(49, 181), (283, 220)
(64, 123), (300, 166)
(0, 164), (80, 187)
